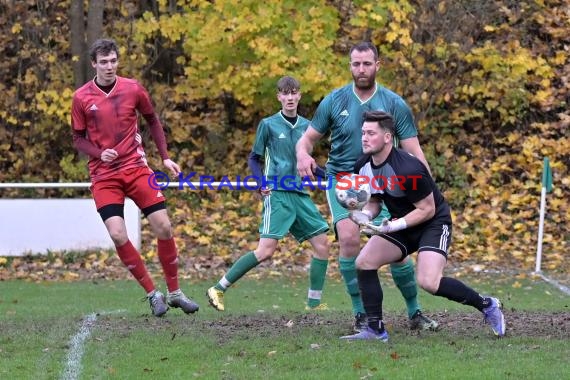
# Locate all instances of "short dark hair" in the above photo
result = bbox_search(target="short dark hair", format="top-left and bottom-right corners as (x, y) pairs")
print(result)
(363, 111), (395, 134)
(89, 39), (119, 62)
(349, 41), (379, 61)
(277, 76), (300, 93)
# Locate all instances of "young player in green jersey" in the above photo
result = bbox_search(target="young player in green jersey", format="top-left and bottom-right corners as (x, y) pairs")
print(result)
(296, 41), (438, 331)
(207, 76), (330, 311)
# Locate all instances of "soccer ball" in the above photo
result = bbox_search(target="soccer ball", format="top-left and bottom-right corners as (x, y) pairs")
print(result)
(335, 174), (371, 210)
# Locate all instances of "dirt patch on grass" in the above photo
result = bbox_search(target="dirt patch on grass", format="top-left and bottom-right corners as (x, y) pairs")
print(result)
(394, 309), (570, 339)
(204, 310), (570, 341)
(94, 309), (570, 343)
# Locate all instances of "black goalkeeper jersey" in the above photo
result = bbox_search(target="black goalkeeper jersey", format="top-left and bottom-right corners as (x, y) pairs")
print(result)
(353, 148), (451, 223)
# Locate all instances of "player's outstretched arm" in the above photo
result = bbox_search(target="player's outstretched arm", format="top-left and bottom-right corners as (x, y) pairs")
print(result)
(296, 126), (323, 180)
(363, 192), (436, 235)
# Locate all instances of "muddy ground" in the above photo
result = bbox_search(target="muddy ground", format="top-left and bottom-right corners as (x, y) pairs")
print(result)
(95, 309), (570, 342)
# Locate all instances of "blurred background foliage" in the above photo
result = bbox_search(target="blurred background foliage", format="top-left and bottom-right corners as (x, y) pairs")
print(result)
(0, 0), (567, 273)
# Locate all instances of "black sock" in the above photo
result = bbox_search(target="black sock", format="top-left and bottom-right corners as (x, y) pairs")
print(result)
(434, 277), (488, 312)
(357, 269), (383, 330)
(366, 316), (386, 333)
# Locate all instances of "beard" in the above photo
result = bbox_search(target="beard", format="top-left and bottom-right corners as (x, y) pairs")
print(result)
(363, 142), (388, 156)
(352, 72), (376, 90)
(363, 145), (377, 155)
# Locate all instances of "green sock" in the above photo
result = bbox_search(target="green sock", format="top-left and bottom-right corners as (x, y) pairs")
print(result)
(390, 259), (420, 318)
(339, 256), (364, 314)
(307, 257), (328, 308)
(215, 251), (259, 291)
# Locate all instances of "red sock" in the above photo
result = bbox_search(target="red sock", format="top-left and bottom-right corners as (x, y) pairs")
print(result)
(116, 240), (155, 293)
(157, 238), (179, 292)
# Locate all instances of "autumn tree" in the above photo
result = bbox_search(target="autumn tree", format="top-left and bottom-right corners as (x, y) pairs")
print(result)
(0, 0), (567, 270)
(70, 0), (104, 88)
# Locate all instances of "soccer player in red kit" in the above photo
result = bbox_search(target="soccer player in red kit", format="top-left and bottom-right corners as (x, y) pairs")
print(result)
(71, 38), (199, 317)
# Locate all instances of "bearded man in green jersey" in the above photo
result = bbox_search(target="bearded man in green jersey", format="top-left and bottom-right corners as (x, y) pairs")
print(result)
(296, 41), (438, 332)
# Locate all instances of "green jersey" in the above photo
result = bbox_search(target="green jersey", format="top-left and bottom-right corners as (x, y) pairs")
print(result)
(311, 83), (417, 175)
(252, 112), (309, 193)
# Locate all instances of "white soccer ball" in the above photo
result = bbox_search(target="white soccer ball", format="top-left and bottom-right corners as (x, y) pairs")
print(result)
(335, 174), (371, 210)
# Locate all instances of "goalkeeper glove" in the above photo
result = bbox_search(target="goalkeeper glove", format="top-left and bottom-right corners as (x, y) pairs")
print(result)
(361, 218), (407, 235)
(349, 209), (373, 226)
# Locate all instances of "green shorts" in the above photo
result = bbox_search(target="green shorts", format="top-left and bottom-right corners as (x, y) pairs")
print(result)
(259, 190), (329, 242)
(326, 175), (391, 236)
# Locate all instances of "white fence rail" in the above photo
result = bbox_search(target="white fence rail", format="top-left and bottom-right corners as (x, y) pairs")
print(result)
(0, 183), (140, 256)
(0, 180), (326, 256)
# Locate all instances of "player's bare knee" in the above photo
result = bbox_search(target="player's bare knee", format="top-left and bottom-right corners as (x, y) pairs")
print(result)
(355, 255), (375, 270)
(313, 249), (329, 260)
(254, 248), (274, 262)
(109, 230), (129, 246)
(417, 274), (439, 294)
(338, 236), (360, 258)
(354, 256), (365, 269)
(312, 239), (330, 260)
(153, 220), (173, 239)
(313, 251), (329, 260)
(155, 229), (173, 240)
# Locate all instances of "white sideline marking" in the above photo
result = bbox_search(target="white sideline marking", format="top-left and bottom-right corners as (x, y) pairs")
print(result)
(61, 310), (126, 380)
(61, 313), (97, 380)
(536, 272), (570, 296)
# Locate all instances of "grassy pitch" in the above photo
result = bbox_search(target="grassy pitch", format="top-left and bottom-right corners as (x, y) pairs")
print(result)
(1, 273), (568, 379)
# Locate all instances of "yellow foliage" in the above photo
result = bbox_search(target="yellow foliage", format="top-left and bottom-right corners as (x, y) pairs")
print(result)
(196, 236), (212, 245)
(11, 23), (22, 34)
(0, 0), (566, 275)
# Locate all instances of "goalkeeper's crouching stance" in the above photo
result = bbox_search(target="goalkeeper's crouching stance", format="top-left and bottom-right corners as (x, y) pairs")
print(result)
(207, 76), (330, 312)
(340, 111), (506, 341)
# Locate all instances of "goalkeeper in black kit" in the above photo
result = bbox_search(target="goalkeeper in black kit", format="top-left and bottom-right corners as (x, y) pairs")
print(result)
(340, 110), (506, 341)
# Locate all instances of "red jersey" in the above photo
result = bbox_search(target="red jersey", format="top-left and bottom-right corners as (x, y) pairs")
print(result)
(71, 76), (168, 183)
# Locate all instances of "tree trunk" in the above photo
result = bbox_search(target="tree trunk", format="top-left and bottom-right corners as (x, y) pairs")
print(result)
(69, 0), (86, 88)
(85, 0), (104, 81)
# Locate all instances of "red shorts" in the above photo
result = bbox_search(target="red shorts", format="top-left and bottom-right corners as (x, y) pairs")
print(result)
(90, 166), (166, 211)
